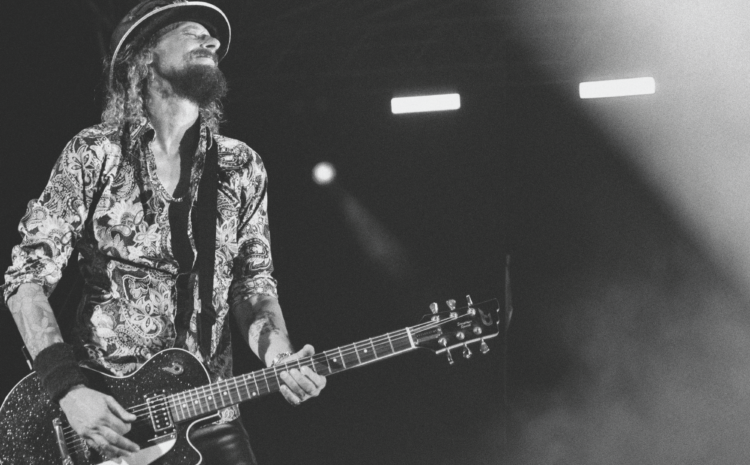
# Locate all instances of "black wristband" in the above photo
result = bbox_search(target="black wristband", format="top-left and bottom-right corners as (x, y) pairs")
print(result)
(33, 342), (88, 403)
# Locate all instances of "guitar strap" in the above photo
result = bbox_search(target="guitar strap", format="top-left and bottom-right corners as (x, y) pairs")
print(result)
(194, 136), (219, 358)
(175, 136), (219, 359)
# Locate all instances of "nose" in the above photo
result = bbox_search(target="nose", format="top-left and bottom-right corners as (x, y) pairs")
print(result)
(200, 35), (220, 52)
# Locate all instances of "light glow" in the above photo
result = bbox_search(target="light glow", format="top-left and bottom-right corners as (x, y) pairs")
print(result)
(391, 93), (461, 114)
(579, 77), (656, 99)
(312, 162), (337, 186)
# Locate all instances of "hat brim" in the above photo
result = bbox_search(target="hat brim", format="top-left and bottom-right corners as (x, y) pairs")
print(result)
(109, 2), (231, 84)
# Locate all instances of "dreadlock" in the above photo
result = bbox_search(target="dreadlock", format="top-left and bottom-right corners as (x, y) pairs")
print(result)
(101, 23), (223, 134)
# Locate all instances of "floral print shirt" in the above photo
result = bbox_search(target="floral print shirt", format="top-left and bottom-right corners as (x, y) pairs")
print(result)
(4, 119), (278, 420)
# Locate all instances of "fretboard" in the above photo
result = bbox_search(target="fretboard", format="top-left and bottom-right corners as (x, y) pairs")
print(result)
(169, 328), (415, 423)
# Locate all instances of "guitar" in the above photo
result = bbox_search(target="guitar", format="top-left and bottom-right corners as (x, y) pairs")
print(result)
(0, 297), (499, 465)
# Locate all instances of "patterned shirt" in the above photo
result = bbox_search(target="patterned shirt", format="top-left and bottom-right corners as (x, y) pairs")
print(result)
(3, 118), (278, 420)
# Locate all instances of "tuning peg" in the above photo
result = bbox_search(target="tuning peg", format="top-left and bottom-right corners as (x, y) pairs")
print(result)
(429, 302), (439, 314)
(480, 338), (490, 354)
(463, 343), (472, 359)
(446, 350), (455, 365)
(466, 295), (473, 306)
(446, 299), (456, 311)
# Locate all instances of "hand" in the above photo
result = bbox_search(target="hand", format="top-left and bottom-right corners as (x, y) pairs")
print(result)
(59, 385), (140, 459)
(277, 344), (327, 406)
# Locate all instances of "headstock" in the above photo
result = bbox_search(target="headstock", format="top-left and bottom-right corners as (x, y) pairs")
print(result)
(409, 296), (500, 364)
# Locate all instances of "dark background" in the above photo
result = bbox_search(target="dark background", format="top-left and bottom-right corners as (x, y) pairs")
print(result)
(2, 2), (749, 464)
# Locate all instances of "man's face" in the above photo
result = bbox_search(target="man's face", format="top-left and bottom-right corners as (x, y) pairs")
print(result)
(148, 21), (227, 106)
(151, 21), (219, 73)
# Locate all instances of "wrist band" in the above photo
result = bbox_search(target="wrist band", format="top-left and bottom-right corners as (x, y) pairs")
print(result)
(33, 342), (88, 403)
(271, 351), (294, 367)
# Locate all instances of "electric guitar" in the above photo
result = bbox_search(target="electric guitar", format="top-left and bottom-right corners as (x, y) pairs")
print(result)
(0, 297), (499, 465)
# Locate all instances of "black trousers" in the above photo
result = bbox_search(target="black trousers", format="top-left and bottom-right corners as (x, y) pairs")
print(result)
(189, 418), (258, 465)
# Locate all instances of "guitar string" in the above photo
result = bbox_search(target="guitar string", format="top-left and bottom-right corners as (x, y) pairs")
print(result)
(62, 315), (468, 444)
(68, 313), (458, 425)
(62, 316), (461, 444)
(62, 321), (447, 445)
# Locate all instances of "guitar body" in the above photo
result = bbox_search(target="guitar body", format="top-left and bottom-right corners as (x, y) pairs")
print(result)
(0, 349), (215, 465)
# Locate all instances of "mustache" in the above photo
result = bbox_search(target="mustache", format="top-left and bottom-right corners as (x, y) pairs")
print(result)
(190, 50), (218, 63)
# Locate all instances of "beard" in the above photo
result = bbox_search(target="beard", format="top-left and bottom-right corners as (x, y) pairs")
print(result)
(160, 60), (228, 107)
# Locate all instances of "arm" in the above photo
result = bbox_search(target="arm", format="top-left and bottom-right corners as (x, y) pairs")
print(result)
(7, 283), (138, 458)
(229, 149), (326, 404)
(7, 282), (63, 358)
(4, 135), (138, 458)
(232, 293), (293, 367)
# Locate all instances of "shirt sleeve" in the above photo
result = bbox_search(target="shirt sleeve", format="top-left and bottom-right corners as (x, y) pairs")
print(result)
(3, 132), (105, 304)
(229, 150), (278, 307)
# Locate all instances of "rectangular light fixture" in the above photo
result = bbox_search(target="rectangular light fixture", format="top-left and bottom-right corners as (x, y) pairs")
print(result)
(391, 93), (461, 114)
(579, 77), (656, 99)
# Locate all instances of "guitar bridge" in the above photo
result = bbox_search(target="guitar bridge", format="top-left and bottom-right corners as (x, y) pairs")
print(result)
(52, 418), (74, 464)
(145, 391), (175, 434)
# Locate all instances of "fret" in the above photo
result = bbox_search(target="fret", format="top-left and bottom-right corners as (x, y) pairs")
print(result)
(342, 344), (360, 368)
(323, 351), (333, 375)
(373, 336), (392, 358)
(217, 380), (227, 408)
(271, 364), (280, 390)
(203, 385), (217, 413)
(353, 342), (362, 365)
(185, 390), (196, 418)
(356, 340), (377, 364)
(242, 373), (252, 400)
(369, 338), (378, 359)
(184, 391), (195, 419)
(306, 356), (318, 373)
(326, 349), (344, 373)
(269, 368), (282, 393)
(193, 389), (205, 415)
(337, 347), (347, 369)
(386, 332), (396, 353)
(392, 330), (412, 352)
(261, 369), (272, 394)
(247, 373), (259, 398)
(172, 393), (184, 422)
(198, 386), (207, 414)
(233, 377), (242, 404)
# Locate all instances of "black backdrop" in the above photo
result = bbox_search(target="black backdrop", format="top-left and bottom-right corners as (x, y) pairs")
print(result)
(2, 2), (747, 465)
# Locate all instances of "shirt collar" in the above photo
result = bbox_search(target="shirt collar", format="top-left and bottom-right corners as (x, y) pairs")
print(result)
(128, 116), (213, 150)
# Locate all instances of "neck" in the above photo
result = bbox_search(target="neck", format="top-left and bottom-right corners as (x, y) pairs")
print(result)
(146, 79), (201, 157)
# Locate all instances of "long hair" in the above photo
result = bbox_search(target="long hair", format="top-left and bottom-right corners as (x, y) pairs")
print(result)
(101, 24), (223, 134)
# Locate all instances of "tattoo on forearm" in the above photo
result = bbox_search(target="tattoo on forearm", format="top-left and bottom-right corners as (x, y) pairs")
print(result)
(248, 312), (279, 345)
(9, 286), (64, 358)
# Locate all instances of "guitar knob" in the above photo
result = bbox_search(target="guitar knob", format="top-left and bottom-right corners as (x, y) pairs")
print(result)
(455, 331), (465, 341)
(446, 350), (455, 365)
(463, 343), (472, 359)
(480, 338), (490, 354)
(438, 336), (448, 347)
(446, 299), (456, 311)
(473, 326), (482, 335)
(429, 302), (439, 314)
(466, 295), (473, 306)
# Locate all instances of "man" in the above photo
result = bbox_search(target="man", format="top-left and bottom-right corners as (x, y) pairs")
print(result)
(3, 1), (325, 463)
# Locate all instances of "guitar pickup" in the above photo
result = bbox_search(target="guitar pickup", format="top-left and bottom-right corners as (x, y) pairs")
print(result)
(145, 391), (174, 433)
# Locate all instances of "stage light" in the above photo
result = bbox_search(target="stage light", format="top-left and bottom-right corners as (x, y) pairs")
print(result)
(391, 93), (461, 114)
(579, 77), (656, 99)
(312, 162), (336, 186)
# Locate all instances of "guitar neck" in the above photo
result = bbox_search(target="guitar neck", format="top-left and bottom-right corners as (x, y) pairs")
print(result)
(169, 327), (416, 423)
